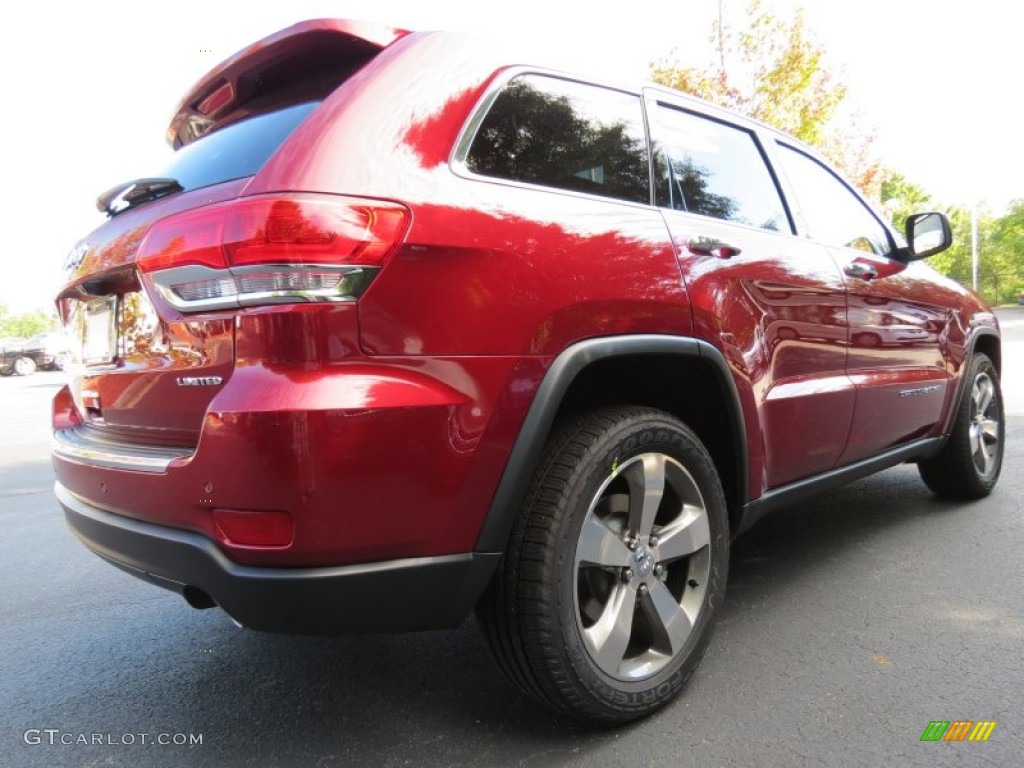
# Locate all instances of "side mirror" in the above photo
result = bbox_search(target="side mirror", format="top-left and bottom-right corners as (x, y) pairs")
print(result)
(904, 212), (952, 260)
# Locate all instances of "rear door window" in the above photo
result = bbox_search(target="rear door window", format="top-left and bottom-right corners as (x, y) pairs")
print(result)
(465, 75), (650, 204)
(650, 103), (790, 232)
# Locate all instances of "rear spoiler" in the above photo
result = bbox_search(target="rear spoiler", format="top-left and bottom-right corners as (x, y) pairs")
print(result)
(167, 19), (409, 149)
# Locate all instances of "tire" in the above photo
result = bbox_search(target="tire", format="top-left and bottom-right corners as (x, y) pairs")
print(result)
(857, 332), (881, 348)
(476, 406), (729, 725)
(918, 353), (1003, 498)
(13, 356), (37, 376)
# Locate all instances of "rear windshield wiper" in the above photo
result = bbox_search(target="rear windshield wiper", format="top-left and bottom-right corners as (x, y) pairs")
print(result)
(97, 177), (184, 217)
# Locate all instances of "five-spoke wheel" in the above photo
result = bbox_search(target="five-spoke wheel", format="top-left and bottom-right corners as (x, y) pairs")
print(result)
(920, 352), (1004, 498)
(967, 369), (1000, 481)
(574, 453), (711, 681)
(477, 406), (728, 725)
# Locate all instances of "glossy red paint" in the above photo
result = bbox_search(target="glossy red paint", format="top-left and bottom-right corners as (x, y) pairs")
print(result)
(52, 19), (998, 608)
(59, 284), (234, 442)
(167, 19), (410, 148)
(60, 179), (250, 285)
(839, 256), (954, 462)
(667, 210), (853, 491)
(53, 341), (539, 566)
(359, 202), (686, 356)
(249, 32), (507, 195)
(211, 508), (293, 548)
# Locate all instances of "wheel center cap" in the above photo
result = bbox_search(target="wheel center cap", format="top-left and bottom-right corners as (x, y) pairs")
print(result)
(634, 549), (655, 579)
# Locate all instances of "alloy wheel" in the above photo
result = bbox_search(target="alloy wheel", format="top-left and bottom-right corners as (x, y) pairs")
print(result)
(573, 453), (711, 681)
(969, 371), (1000, 480)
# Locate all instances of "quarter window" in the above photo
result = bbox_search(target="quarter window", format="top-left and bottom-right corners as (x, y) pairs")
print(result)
(775, 144), (891, 254)
(465, 75), (649, 204)
(651, 104), (789, 232)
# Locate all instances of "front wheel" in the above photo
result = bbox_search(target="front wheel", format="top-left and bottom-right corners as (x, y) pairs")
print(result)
(918, 352), (1004, 498)
(476, 406), (729, 725)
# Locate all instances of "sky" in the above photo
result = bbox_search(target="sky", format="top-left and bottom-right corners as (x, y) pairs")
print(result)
(1, 0), (1020, 314)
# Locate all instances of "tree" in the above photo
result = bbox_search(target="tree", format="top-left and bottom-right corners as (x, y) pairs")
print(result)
(0, 308), (58, 339)
(880, 172), (932, 230)
(930, 205), (974, 287)
(650, 0), (881, 198)
(984, 201), (1024, 304)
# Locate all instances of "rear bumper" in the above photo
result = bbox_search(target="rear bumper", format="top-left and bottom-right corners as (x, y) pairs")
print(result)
(58, 483), (499, 634)
(51, 354), (538, 567)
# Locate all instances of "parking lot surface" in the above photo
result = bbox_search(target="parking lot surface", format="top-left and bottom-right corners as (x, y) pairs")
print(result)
(2, 308), (1022, 767)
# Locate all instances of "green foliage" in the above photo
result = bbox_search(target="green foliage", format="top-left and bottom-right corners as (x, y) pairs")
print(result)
(0, 307), (58, 339)
(881, 179), (1024, 305)
(983, 200), (1024, 304)
(930, 206), (974, 287)
(649, 0), (1021, 305)
(740, 9), (845, 146)
(936, 206), (1024, 306)
(650, 0), (881, 198)
(880, 172), (932, 232)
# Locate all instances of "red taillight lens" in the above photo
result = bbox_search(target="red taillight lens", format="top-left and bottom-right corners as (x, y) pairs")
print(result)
(136, 204), (228, 272)
(136, 194), (410, 311)
(225, 198), (409, 266)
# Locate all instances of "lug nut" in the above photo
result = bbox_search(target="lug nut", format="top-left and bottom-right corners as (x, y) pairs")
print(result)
(626, 538), (639, 551)
(621, 568), (634, 583)
(648, 535), (659, 547)
(654, 564), (664, 578)
(638, 583), (649, 595)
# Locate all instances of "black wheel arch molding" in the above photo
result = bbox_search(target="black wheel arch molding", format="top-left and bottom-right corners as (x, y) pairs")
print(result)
(474, 334), (749, 553)
(942, 325), (1001, 437)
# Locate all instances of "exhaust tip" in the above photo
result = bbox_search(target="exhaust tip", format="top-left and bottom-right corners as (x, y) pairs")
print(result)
(182, 585), (216, 609)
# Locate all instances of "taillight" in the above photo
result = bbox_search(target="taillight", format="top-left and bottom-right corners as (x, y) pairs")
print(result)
(136, 194), (410, 312)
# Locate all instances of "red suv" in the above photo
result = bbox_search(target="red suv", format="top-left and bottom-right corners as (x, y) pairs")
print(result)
(53, 20), (1004, 725)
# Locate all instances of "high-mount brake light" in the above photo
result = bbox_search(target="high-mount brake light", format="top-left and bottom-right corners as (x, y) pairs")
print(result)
(135, 195), (410, 311)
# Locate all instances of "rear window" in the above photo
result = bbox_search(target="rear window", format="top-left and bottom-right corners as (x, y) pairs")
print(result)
(160, 101), (319, 192)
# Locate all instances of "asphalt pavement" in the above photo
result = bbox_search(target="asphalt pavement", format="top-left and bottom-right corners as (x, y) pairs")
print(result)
(2, 308), (1022, 768)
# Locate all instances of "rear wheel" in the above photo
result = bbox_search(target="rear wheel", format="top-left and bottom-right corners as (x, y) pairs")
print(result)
(13, 356), (36, 376)
(919, 353), (1003, 498)
(476, 406), (729, 725)
(856, 332), (881, 348)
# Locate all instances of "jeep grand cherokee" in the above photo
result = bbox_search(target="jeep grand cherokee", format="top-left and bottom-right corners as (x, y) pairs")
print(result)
(52, 19), (1003, 725)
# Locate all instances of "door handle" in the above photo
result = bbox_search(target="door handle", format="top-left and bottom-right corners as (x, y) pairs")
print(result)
(686, 238), (741, 259)
(844, 261), (878, 280)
